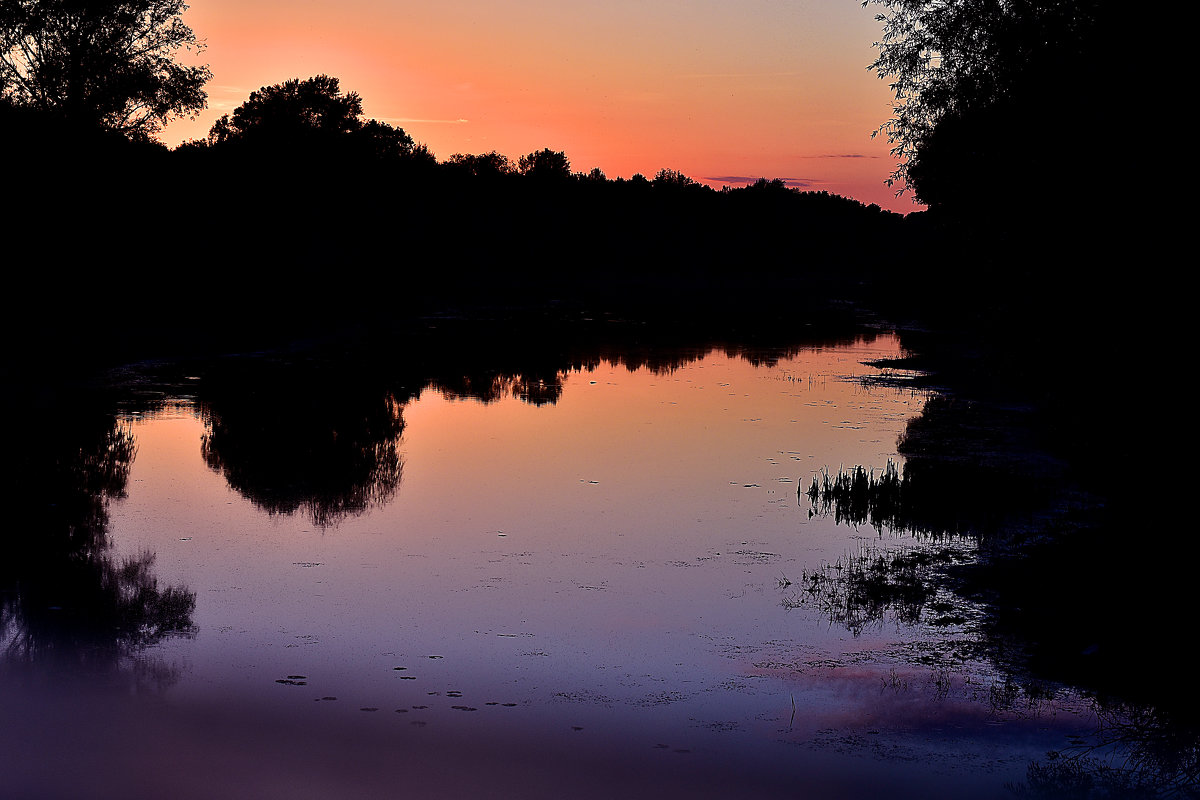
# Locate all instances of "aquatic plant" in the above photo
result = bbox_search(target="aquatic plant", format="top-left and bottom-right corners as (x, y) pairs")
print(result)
(805, 460), (911, 533)
(782, 541), (967, 636)
(803, 445), (1062, 539)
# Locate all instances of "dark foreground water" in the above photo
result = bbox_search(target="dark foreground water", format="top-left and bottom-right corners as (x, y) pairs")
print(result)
(0, 332), (1137, 798)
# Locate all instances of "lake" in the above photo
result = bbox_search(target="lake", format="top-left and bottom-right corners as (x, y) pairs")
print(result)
(1, 330), (1107, 798)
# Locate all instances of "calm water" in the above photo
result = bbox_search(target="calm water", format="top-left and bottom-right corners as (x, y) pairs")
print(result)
(1, 333), (1100, 799)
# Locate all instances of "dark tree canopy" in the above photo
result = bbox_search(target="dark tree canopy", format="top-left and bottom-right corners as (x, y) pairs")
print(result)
(207, 74), (428, 162)
(209, 74), (363, 143)
(1, 402), (195, 670)
(866, 0), (1106, 207)
(197, 368), (406, 529)
(517, 148), (571, 180)
(356, 118), (430, 162)
(652, 168), (697, 190)
(446, 150), (515, 178)
(0, 0), (210, 140)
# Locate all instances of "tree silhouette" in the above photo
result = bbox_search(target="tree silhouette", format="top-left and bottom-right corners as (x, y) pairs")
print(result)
(197, 363), (407, 528)
(0, 0), (210, 140)
(445, 150), (515, 178)
(2, 403), (195, 675)
(866, 0), (1106, 207)
(652, 168), (695, 188)
(209, 74), (362, 143)
(356, 117), (431, 162)
(517, 148), (571, 180)
(207, 74), (428, 163)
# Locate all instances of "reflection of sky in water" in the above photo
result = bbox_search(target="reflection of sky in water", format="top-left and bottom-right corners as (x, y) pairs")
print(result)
(2, 336), (1099, 798)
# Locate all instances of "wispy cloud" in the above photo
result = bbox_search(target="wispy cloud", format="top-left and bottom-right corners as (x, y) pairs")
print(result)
(797, 154), (879, 159)
(380, 117), (469, 125)
(678, 72), (801, 80)
(209, 85), (248, 111)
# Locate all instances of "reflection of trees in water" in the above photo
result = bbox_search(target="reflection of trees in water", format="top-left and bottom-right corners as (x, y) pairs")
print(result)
(1, 407), (195, 683)
(804, 395), (1064, 538)
(198, 367), (406, 528)
(428, 349), (781, 406)
(192, 331), (881, 540)
(791, 538), (1200, 797)
(427, 353), (686, 406)
(594, 341), (850, 376)
(793, 397), (1043, 635)
(801, 382), (1200, 795)
(3, 549), (195, 677)
(430, 371), (565, 407)
(425, 333), (878, 407)
(798, 392), (1073, 635)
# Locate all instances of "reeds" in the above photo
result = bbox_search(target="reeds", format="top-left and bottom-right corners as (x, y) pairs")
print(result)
(782, 541), (963, 636)
(804, 459), (908, 533)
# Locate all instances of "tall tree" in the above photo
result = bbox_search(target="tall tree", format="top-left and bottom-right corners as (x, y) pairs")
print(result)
(208, 75), (364, 144)
(517, 148), (571, 181)
(865, 0), (1106, 208)
(0, 0), (211, 141)
(207, 75), (429, 162)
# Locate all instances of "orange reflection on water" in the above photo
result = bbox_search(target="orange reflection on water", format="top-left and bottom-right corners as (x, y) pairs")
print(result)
(399, 343), (921, 554)
(55, 334), (1088, 799)
(112, 337), (932, 694)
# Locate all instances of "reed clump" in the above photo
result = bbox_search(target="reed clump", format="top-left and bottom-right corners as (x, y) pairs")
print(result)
(784, 542), (963, 636)
(805, 460), (912, 533)
(802, 455), (1035, 538)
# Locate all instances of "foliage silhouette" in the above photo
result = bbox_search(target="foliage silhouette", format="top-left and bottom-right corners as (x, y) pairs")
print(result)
(4, 65), (914, 370)
(1, 396), (195, 677)
(0, 9), (1177, 782)
(197, 360), (407, 528)
(652, 168), (698, 190)
(865, 0), (1106, 207)
(204, 74), (431, 163)
(801, 341), (1197, 721)
(209, 74), (362, 142)
(517, 147), (571, 180)
(445, 150), (516, 179)
(0, 0), (210, 140)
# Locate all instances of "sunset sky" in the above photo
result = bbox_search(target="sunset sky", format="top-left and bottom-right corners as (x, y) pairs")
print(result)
(166, 1), (922, 213)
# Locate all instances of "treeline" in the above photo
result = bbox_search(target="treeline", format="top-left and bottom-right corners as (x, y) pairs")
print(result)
(3, 78), (914, 364)
(166, 75), (904, 301)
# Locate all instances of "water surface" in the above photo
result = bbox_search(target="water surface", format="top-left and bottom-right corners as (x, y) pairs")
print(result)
(1, 334), (1100, 798)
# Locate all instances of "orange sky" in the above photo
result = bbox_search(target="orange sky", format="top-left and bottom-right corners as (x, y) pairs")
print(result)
(165, 1), (922, 213)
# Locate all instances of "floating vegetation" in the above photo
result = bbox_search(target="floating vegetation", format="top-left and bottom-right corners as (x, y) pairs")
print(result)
(782, 541), (971, 636)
